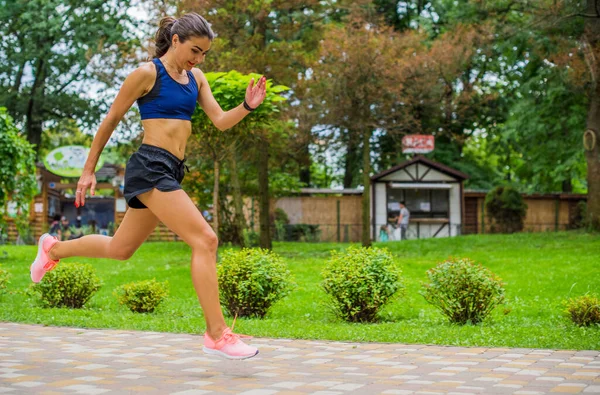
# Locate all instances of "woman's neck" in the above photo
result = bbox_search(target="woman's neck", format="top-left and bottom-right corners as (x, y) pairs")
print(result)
(161, 54), (184, 74)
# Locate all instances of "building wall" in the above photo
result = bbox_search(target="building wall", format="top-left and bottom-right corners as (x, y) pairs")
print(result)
(275, 196), (363, 242)
(373, 183), (388, 239)
(466, 194), (587, 234)
(449, 184), (462, 236)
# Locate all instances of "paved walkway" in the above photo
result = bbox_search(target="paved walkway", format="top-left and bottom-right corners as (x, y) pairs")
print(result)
(0, 323), (598, 395)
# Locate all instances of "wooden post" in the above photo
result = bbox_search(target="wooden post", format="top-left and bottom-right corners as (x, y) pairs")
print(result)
(481, 198), (485, 234)
(41, 175), (48, 238)
(555, 197), (560, 232)
(337, 200), (341, 243)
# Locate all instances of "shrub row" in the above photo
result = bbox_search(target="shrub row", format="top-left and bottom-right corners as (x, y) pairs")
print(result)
(10, 248), (599, 327)
(27, 263), (168, 313)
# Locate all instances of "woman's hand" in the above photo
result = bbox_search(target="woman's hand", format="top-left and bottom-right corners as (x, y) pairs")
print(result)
(245, 76), (267, 110)
(75, 171), (97, 207)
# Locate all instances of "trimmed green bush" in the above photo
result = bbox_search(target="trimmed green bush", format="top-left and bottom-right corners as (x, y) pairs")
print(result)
(485, 186), (527, 233)
(114, 279), (169, 313)
(421, 258), (505, 325)
(30, 262), (102, 308)
(218, 248), (295, 318)
(0, 265), (10, 296)
(564, 294), (600, 327)
(321, 246), (403, 323)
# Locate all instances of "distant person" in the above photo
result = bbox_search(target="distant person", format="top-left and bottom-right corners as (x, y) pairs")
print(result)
(379, 224), (389, 242)
(69, 216), (84, 240)
(88, 219), (97, 234)
(397, 201), (410, 240)
(49, 215), (62, 239)
(60, 216), (71, 241)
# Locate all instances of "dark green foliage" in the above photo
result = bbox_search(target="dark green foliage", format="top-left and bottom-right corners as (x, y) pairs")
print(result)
(564, 295), (600, 327)
(274, 224), (321, 242)
(242, 229), (261, 248)
(272, 208), (290, 225)
(217, 248), (295, 318)
(114, 279), (169, 313)
(421, 258), (505, 325)
(502, 68), (587, 193)
(485, 186), (527, 233)
(30, 263), (102, 308)
(0, 108), (37, 242)
(0, 0), (140, 148)
(321, 246), (403, 323)
(570, 200), (588, 230)
(272, 208), (290, 241)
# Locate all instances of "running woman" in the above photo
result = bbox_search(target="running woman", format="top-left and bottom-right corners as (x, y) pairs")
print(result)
(30, 12), (266, 360)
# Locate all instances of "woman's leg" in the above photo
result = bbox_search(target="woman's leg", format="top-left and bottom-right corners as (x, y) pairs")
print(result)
(136, 188), (226, 340)
(48, 208), (160, 261)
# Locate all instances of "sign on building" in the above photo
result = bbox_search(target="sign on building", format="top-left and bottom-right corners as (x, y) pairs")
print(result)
(402, 135), (434, 154)
(43, 145), (105, 177)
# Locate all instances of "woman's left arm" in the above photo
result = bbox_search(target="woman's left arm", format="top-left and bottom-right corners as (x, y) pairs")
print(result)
(193, 69), (266, 131)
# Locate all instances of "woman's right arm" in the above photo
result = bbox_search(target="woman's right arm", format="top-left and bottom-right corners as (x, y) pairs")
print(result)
(76, 63), (154, 207)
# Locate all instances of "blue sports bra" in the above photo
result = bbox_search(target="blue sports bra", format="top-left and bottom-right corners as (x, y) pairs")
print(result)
(137, 58), (198, 121)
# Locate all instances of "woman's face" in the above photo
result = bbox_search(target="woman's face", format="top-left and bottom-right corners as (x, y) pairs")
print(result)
(172, 34), (211, 70)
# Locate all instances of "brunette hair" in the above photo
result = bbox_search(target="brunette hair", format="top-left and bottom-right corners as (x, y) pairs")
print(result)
(154, 13), (214, 58)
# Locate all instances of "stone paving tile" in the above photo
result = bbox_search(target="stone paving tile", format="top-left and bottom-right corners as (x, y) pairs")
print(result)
(0, 323), (599, 394)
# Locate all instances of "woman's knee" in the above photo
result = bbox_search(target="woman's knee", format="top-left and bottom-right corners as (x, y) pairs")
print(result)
(190, 229), (218, 253)
(107, 238), (137, 261)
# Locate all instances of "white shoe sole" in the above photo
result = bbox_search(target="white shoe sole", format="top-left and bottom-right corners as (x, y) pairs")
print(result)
(202, 346), (259, 360)
(30, 234), (50, 283)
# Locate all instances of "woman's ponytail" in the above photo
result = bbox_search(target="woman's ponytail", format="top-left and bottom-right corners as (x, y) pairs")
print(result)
(154, 16), (177, 58)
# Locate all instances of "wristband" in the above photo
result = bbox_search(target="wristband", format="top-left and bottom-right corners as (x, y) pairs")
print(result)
(243, 100), (256, 112)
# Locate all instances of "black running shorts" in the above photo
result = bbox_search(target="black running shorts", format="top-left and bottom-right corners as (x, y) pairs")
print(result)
(123, 144), (187, 209)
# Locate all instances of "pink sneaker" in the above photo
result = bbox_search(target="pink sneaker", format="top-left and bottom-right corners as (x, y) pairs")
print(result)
(30, 233), (60, 283)
(203, 327), (259, 360)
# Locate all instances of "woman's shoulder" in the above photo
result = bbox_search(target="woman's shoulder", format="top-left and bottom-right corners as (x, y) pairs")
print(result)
(134, 61), (158, 78)
(122, 61), (157, 83)
(122, 61), (157, 91)
(191, 68), (206, 87)
(190, 67), (204, 78)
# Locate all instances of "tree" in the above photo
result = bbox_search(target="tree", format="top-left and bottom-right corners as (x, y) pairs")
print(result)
(0, 108), (37, 243)
(312, 10), (414, 246)
(0, 0), (140, 152)
(473, 0), (599, 222)
(503, 68), (588, 193)
(581, 0), (600, 229)
(190, 71), (288, 247)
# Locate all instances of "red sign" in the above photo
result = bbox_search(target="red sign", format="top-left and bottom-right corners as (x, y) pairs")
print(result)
(402, 135), (434, 154)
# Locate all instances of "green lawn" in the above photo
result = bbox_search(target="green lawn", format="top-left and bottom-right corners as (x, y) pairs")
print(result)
(1, 232), (599, 350)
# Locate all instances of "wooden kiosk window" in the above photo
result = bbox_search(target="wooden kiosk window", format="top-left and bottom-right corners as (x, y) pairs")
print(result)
(387, 183), (451, 219)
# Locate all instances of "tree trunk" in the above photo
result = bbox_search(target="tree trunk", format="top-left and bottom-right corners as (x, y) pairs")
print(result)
(362, 129), (372, 247)
(298, 140), (311, 186)
(257, 137), (272, 249)
(26, 58), (47, 151)
(584, 92), (600, 230)
(212, 159), (220, 239)
(7, 60), (26, 116)
(584, 0), (600, 230)
(343, 132), (359, 188)
(229, 144), (246, 247)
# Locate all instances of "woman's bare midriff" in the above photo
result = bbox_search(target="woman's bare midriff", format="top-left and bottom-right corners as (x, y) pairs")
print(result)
(141, 118), (192, 160)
